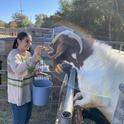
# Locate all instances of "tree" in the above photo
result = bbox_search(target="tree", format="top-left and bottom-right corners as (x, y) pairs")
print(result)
(12, 12), (31, 28)
(9, 21), (17, 28)
(20, 16), (31, 27)
(35, 14), (47, 27)
(41, 16), (55, 28)
(35, 14), (55, 28)
(0, 20), (6, 28)
(57, 0), (124, 41)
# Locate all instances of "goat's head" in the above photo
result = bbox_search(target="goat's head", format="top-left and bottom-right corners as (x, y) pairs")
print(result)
(49, 30), (93, 72)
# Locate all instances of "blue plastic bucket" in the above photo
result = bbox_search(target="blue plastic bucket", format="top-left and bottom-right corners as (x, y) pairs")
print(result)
(32, 79), (52, 106)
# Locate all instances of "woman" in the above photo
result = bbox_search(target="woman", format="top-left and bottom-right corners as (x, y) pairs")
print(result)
(7, 32), (43, 124)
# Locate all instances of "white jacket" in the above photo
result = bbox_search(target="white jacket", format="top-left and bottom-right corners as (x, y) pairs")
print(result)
(7, 49), (37, 106)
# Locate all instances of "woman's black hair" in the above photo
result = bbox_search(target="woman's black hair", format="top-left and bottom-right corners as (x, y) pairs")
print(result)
(12, 32), (32, 53)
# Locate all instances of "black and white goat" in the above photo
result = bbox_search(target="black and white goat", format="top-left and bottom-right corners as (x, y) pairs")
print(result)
(49, 30), (124, 123)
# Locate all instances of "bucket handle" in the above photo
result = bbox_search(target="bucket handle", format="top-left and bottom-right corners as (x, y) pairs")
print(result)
(34, 71), (52, 80)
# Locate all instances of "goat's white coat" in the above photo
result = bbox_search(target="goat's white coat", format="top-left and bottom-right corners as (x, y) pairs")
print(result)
(75, 41), (124, 122)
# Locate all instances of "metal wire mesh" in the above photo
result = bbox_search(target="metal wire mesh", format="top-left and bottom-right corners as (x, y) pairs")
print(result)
(0, 73), (62, 124)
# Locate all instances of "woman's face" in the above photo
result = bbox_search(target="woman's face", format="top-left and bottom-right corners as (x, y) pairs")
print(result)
(18, 36), (32, 52)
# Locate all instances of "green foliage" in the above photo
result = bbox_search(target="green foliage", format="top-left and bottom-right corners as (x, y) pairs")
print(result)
(35, 14), (47, 27)
(58, 0), (124, 41)
(41, 17), (55, 28)
(35, 14), (55, 28)
(20, 17), (31, 27)
(12, 12), (31, 28)
(60, 0), (74, 13)
(27, 66), (35, 74)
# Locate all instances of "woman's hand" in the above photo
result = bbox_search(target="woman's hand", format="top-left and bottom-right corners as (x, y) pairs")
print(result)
(35, 69), (48, 76)
(33, 45), (44, 61)
(34, 45), (44, 56)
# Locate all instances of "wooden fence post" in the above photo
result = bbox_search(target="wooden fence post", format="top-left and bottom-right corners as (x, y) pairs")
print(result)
(72, 106), (84, 124)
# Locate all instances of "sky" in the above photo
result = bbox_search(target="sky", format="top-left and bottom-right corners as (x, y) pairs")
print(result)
(0, 0), (60, 23)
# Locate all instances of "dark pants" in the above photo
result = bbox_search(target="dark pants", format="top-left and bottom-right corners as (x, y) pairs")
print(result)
(10, 102), (32, 124)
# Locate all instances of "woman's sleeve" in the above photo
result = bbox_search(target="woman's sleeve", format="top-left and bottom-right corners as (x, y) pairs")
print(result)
(7, 52), (38, 75)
